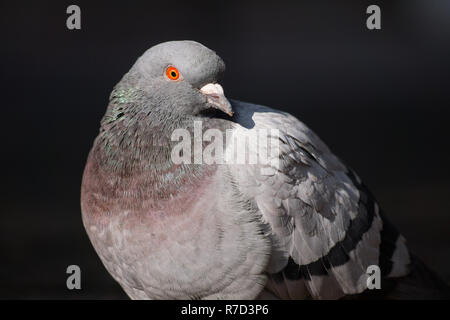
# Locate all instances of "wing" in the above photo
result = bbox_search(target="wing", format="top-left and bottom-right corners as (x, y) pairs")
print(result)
(227, 99), (411, 299)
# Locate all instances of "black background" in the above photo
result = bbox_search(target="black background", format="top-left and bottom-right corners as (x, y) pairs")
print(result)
(1, 0), (449, 299)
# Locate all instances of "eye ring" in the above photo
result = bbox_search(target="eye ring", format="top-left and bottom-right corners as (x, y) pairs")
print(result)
(166, 66), (180, 81)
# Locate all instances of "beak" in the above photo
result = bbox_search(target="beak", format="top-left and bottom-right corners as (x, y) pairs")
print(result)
(199, 83), (234, 117)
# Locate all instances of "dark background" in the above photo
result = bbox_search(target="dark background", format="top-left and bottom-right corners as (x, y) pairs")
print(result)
(1, 0), (449, 299)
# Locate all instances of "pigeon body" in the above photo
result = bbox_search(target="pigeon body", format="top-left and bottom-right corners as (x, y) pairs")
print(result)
(81, 41), (449, 299)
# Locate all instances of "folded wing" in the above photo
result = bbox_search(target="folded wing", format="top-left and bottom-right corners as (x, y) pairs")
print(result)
(228, 100), (410, 299)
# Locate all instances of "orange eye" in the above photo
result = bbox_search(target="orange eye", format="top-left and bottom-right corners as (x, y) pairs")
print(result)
(166, 66), (180, 80)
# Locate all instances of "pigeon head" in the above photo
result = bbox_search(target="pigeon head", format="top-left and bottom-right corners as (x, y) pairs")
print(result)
(127, 40), (233, 118)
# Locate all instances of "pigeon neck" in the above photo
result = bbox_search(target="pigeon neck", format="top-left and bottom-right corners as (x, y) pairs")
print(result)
(89, 113), (220, 201)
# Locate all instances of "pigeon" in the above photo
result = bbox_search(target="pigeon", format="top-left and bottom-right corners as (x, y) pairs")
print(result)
(81, 40), (450, 300)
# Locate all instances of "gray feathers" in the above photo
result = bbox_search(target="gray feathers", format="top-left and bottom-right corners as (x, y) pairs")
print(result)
(81, 41), (445, 300)
(135, 41), (225, 88)
(228, 100), (411, 299)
